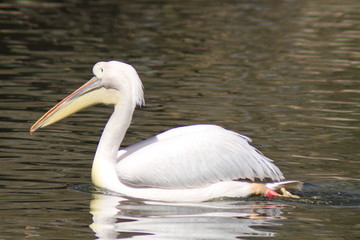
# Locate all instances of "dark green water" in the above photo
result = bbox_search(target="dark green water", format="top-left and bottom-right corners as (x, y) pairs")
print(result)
(0, 0), (359, 239)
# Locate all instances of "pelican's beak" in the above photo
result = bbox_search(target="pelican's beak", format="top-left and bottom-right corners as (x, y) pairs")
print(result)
(30, 76), (119, 134)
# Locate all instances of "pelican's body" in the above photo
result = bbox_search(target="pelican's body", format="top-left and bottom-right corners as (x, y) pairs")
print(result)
(31, 61), (301, 202)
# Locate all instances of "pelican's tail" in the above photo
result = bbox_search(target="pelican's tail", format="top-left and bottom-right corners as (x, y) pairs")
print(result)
(266, 180), (303, 191)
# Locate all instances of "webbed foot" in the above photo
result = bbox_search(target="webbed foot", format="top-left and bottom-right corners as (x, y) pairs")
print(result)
(280, 187), (300, 198)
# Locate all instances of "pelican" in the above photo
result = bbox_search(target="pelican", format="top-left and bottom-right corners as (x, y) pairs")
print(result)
(30, 61), (301, 202)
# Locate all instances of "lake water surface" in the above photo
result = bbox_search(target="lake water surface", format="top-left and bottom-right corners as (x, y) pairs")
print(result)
(0, 0), (359, 239)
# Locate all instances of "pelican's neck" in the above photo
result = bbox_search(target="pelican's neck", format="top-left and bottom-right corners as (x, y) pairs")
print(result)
(91, 98), (135, 189)
(94, 100), (135, 163)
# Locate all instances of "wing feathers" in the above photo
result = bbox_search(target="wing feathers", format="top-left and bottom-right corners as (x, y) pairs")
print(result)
(116, 125), (284, 189)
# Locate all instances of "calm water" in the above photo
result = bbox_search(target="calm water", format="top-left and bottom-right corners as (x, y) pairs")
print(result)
(1, 0), (359, 239)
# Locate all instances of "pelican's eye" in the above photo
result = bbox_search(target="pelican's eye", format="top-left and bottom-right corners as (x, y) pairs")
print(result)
(93, 62), (105, 78)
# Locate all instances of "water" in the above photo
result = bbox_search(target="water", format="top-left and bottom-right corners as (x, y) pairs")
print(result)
(1, 0), (359, 239)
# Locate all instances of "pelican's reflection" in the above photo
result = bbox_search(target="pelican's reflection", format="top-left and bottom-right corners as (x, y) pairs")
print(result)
(90, 193), (285, 240)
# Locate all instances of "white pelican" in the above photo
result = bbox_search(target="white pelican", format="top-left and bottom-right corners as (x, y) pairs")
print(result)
(30, 61), (301, 202)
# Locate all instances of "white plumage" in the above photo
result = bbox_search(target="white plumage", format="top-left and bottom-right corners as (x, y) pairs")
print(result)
(30, 60), (301, 202)
(117, 124), (284, 189)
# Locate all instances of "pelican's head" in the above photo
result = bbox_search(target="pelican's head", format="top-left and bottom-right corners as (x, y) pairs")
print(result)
(30, 61), (145, 134)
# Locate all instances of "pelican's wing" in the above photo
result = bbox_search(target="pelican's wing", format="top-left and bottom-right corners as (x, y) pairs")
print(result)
(116, 124), (284, 189)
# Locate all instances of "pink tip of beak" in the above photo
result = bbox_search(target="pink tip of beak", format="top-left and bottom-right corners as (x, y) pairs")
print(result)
(265, 189), (280, 198)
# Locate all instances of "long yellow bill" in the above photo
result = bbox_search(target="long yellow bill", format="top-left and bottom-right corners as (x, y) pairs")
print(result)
(30, 76), (118, 134)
